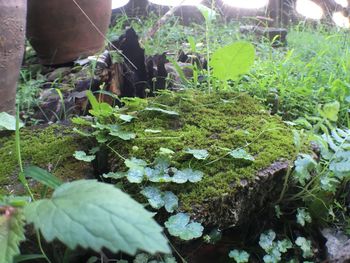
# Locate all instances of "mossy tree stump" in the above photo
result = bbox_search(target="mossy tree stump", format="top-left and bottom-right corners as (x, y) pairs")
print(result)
(110, 91), (296, 228)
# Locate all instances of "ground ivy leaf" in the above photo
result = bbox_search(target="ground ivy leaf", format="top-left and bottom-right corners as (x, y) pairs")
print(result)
(73, 151), (96, 162)
(229, 148), (255, 162)
(109, 130), (136, 141)
(0, 208), (25, 263)
(141, 187), (165, 209)
(165, 213), (204, 240)
(144, 107), (179, 116)
(182, 169), (203, 183)
(0, 112), (24, 131)
(172, 170), (188, 184)
(102, 172), (126, 180)
(163, 192), (179, 213)
(294, 154), (317, 186)
(119, 114), (134, 122)
(125, 158), (147, 169)
(184, 149), (209, 160)
(24, 180), (170, 255)
(127, 168), (144, 183)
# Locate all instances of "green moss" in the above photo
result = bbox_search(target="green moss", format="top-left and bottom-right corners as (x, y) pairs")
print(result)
(112, 90), (296, 210)
(0, 125), (91, 194)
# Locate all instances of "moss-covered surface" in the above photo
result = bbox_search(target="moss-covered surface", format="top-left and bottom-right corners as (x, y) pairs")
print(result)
(111, 90), (296, 211)
(0, 125), (92, 195)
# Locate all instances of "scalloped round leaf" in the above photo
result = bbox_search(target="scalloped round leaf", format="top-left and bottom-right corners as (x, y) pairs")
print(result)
(172, 170), (188, 184)
(182, 169), (203, 183)
(184, 149), (209, 160)
(165, 213), (203, 240)
(163, 192), (179, 213)
(127, 168), (144, 183)
(73, 151), (96, 162)
(24, 180), (170, 255)
(141, 187), (165, 209)
(125, 158), (147, 169)
(229, 148), (255, 162)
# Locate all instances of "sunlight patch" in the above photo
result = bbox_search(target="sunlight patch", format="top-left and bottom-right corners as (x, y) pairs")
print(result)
(296, 0), (323, 20)
(222, 0), (268, 9)
(333, 12), (350, 28)
(148, 0), (203, 6)
(334, 0), (348, 7)
(112, 0), (129, 9)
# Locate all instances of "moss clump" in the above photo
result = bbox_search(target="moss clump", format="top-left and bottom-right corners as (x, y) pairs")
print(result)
(0, 125), (91, 194)
(111, 90), (296, 210)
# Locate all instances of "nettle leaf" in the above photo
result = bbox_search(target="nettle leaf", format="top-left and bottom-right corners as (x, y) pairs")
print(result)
(229, 148), (255, 162)
(141, 187), (165, 209)
(24, 166), (62, 189)
(0, 112), (24, 131)
(293, 154), (317, 185)
(0, 208), (25, 263)
(144, 107), (179, 116)
(211, 41), (255, 82)
(318, 101), (340, 122)
(228, 249), (250, 263)
(184, 149), (209, 160)
(73, 151), (96, 162)
(24, 180), (170, 255)
(164, 213), (204, 240)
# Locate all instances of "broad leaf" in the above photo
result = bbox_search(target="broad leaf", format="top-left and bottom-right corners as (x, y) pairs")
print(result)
(0, 112), (24, 131)
(73, 151), (96, 162)
(24, 180), (170, 254)
(24, 166), (62, 189)
(184, 149), (209, 160)
(0, 208), (25, 263)
(211, 41), (255, 82)
(119, 114), (134, 122)
(164, 213), (203, 240)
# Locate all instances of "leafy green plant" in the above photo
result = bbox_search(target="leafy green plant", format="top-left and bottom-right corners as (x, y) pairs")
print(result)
(164, 213), (204, 241)
(228, 249), (250, 263)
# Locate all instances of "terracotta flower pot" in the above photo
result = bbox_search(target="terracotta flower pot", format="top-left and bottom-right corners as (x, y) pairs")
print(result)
(0, 0), (27, 115)
(27, 0), (112, 65)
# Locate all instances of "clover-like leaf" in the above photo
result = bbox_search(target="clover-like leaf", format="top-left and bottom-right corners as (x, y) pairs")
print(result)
(125, 158), (148, 169)
(229, 148), (255, 162)
(0, 208), (25, 263)
(184, 149), (209, 160)
(295, 237), (313, 258)
(296, 208), (312, 226)
(24, 180), (170, 255)
(228, 249), (250, 263)
(73, 151), (96, 162)
(259, 230), (276, 252)
(294, 154), (317, 186)
(164, 213), (204, 240)
(141, 187), (165, 209)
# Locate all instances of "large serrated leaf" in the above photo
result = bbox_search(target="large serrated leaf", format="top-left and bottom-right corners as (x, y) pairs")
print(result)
(24, 180), (170, 255)
(0, 208), (26, 263)
(211, 41), (255, 81)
